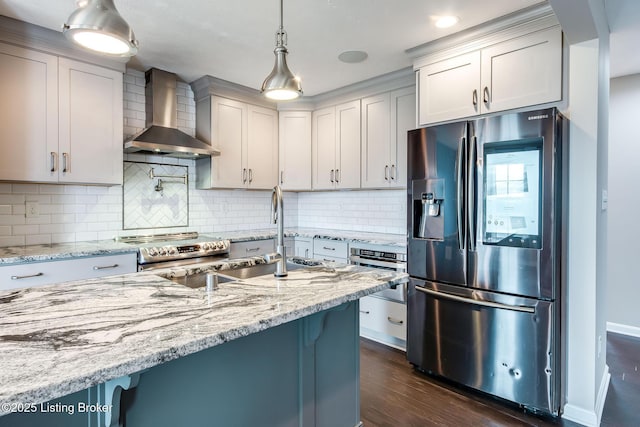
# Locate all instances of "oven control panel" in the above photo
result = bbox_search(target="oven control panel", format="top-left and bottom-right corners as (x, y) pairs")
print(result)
(138, 240), (230, 264)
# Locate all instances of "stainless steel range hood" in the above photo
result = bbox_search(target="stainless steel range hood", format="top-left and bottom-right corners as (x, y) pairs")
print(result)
(124, 69), (219, 158)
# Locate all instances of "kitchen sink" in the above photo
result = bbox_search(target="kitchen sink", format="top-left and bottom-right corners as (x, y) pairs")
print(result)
(169, 271), (236, 289)
(220, 262), (307, 279)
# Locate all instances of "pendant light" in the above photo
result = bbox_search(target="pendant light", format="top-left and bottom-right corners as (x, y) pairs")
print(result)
(261, 0), (303, 101)
(63, 0), (138, 57)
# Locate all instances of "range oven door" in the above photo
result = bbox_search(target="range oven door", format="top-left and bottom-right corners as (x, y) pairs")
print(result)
(407, 277), (560, 415)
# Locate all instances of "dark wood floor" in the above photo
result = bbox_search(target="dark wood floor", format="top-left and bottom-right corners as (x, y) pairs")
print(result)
(360, 332), (640, 427)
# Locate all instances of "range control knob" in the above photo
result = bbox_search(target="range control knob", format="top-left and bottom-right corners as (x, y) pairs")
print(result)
(201, 242), (211, 251)
(168, 247), (177, 255)
(159, 247), (167, 256)
(148, 247), (158, 257)
(214, 241), (223, 250)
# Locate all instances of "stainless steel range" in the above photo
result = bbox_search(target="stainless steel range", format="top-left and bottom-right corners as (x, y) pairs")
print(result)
(118, 232), (230, 271)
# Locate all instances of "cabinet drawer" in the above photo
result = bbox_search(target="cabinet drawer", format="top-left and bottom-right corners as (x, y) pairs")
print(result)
(359, 295), (407, 341)
(0, 253), (137, 291)
(229, 239), (275, 259)
(313, 239), (348, 258)
(315, 254), (348, 264)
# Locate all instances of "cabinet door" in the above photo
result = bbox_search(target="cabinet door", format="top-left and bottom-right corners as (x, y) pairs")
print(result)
(361, 93), (391, 189)
(335, 100), (361, 189)
(418, 51), (480, 125)
(247, 104), (278, 189)
(58, 58), (123, 185)
(210, 97), (247, 188)
(294, 237), (313, 258)
(480, 26), (562, 114)
(0, 43), (58, 182)
(279, 111), (312, 191)
(312, 107), (337, 190)
(389, 87), (416, 188)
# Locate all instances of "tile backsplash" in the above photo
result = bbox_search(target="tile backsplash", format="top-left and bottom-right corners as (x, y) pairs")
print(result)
(0, 68), (405, 247)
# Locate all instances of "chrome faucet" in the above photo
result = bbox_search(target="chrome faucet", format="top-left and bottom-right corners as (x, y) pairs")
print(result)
(271, 185), (287, 277)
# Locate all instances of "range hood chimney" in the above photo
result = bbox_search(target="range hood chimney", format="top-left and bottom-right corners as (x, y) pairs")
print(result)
(124, 69), (220, 158)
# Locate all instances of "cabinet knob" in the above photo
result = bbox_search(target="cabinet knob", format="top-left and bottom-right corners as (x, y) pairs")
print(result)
(390, 165), (396, 180)
(248, 168), (253, 183)
(330, 169), (335, 183)
(385, 165), (389, 180)
(50, 152), (57, 172)
(62, 152), (70, 173)
(387, 316), (404, 325)
(335, 169), (340, 183)
(242, 168), (247, 183)
(483, 86), (490, 105)
(472, 89), (478, 108)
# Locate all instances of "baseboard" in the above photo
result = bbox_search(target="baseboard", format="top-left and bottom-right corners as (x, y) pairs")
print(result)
(562, 365), (610, 427)
(359, 329), (406, 352)
(607, 321), (640, 338)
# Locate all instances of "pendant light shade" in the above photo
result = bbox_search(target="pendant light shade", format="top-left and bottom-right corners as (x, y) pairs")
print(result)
(63, 0), (138, 57)
(261, 0), (302, 100)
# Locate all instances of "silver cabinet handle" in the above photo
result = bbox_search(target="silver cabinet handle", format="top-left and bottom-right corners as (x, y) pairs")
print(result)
(472, 89), (478, 107)
(483, 86), (490, 105)
(11, 272), (43, 280)
(322, 246), (336, 251)
(385, 165), (389, 180)
(248, 168), (253, 183)
(330, 169), (335, 183)
(242, 168), (247, 183)
(391, 165), (396, 180)
(360, 310), (371, 314)
(335, 169), (340, 183)
(93, 264), (119, 270)
(246, 247), (260, 253)
(387, 316), (404, 325)
(415, 286), (535, 313)
(50, 152), (57, 172)
(62, 152), (69, 173)
(280, 171), (284, 184)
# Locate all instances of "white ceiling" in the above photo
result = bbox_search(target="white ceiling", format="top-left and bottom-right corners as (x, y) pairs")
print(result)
(0, 0), (637, 95)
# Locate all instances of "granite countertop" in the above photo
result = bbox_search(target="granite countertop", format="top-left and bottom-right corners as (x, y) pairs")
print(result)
(0, 257), (408, 412)
(0, 240), (137, 265)
(0, 228), (406, 265)
(208, 227), (407, 247)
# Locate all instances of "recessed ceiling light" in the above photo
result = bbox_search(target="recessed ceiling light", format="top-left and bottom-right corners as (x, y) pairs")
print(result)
(338, 50), (368, 64)
(433, 15), (459, 29)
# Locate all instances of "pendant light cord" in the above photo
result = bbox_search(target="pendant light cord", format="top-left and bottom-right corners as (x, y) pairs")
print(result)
(276, 0), (287, 48)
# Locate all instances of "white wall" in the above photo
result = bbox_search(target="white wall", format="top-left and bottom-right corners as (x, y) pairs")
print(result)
(607, 73), (640, 333)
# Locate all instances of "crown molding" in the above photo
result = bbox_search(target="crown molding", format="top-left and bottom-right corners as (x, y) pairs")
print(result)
(0, 15), (127, 73)
(190, 75), (276, 109)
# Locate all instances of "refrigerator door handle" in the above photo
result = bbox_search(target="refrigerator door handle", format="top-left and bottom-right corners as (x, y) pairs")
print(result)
(457, 131), (466, 251)
(415, 286), (535, 313)
(467, 135), (477, 251)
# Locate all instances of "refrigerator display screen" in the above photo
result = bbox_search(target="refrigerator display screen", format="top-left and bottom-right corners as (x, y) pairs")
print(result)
(483, 139), (542, 248)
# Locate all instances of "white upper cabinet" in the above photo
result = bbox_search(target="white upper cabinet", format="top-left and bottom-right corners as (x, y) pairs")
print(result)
(278, 111), (312, 191)
(247, 104), (278, 190)
(0, 42), (58, 183)
(416, 26), (562, 125)
(58, 58), (123, 184)
(0, 44), (123, 184)
(196, 96), (278, 189)
(361, 87), (415, 188)
(418, 51), (480, 125)
(480, 26), (562, 114)
(312, 101), (361, 190)
(335, 100), (361, 189)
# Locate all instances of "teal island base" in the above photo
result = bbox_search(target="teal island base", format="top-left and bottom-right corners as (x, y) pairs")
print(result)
(1, 302), (361, 427)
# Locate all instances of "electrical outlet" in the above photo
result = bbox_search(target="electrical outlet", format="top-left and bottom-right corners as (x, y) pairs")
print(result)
(25, 201), (39, 218)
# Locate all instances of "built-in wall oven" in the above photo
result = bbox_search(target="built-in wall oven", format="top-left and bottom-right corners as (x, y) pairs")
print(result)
(349, 244), (407, 303)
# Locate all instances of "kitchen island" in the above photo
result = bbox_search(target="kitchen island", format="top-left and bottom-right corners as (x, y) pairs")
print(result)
(0, 259), (407, 427)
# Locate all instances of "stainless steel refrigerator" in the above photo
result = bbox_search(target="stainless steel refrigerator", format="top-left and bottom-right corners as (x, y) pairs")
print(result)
(406, 107), (566, 415)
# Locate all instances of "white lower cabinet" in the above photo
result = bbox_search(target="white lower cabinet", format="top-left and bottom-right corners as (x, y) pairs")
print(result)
(313, 238), (349, 263)
(294, 237), (313, 258)
(359, 295), (407, 350)
(0, 253), (137, 291)
(229, 239), (275, 259)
